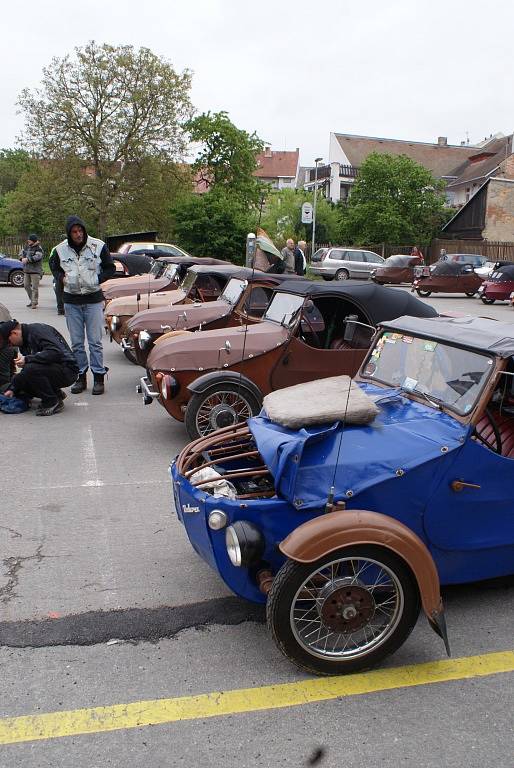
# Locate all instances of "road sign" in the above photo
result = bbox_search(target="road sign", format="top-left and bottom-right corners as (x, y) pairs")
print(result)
(301, 202), (313, 224)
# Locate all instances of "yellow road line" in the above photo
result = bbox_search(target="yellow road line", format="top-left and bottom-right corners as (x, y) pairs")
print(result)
(1, 650), (513, 746)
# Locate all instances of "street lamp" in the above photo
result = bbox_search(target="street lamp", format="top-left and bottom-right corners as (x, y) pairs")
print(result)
(311, 157), (323, 262)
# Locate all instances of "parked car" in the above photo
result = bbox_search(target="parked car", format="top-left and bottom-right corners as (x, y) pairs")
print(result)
(112, 252), (155, 278)
(310, 248), (384, 281)
(133, 272), (305, 370)
(170, 314), (514, 675)
(0, 253), (24, 287)
(106, 264), (256, 357)
(371, 254), (423, 285)
(440, 252), (487, 268)
(102, 256), (229, 305)
(474, 261), (497, 280)
(143, 281), (437, 439)
(412, 260), (483, 297)
(116, 241), (192, 257)
(477, 263), (514, 304)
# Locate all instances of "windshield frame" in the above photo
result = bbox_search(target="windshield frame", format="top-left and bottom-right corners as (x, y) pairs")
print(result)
(359, 330), (496, 418)
(263, 291), (305, 326)
(220, 277), (248, 306)
(162, 263), (179, 281)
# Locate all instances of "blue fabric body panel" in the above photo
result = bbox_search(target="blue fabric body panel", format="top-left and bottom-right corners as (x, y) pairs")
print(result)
(248, 384), (469, 510)
(0, 393), (29, 413)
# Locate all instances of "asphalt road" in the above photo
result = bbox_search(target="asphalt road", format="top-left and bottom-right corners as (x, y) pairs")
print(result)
(0, 281), (512, 767)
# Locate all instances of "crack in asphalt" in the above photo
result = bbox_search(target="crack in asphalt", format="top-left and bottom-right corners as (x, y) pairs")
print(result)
(0, 597), (265, 648)
(0, 545), (45, 605)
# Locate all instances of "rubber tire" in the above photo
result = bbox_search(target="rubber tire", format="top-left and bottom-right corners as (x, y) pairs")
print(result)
(416, 289), (432, 298)
(335, 269), (350, 281)
(185, 382), (262, 440)
(9, 270), (24, 287)
(465, 292), (477, 298)
(123, 347), (138, 365)
(267, 545), (420, 676)
(481, 296), (495, 305)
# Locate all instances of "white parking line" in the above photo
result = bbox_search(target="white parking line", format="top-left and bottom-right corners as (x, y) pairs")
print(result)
(82, 425), (104, 487)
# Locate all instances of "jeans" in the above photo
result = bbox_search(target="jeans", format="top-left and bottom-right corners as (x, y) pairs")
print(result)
(64, 302), (106, 375)
(13, 362), (78, 406)
(24, 273), (41, 307)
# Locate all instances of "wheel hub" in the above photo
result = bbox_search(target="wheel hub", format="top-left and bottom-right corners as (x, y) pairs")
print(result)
(210, 403), (238, 430)
(318, 578), (375, 632)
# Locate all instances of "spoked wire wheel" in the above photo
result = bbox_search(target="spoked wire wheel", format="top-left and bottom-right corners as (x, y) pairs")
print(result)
(185, 383), (261, 439)
(267, 546), (420, 675)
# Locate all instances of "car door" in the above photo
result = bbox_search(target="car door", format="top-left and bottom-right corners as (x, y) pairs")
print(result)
(424, 434), (514, 582)
(0, 257), (8, 283)
(363, 252), (383, 277)
(347, 251), (368, 279)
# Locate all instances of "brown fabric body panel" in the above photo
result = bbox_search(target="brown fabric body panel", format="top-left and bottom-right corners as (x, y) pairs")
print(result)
(416, 273), (483, 293)
(279, 509), (442, 619)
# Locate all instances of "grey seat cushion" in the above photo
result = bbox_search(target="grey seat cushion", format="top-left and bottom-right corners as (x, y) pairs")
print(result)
(263, 375), (379, 429)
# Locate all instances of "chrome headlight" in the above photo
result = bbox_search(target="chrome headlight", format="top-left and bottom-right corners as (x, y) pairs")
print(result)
(225, 521), (264, 568)
(208, 509), (228, 530)
(110, 315), (119, 332)
(138, 330), (152, 349)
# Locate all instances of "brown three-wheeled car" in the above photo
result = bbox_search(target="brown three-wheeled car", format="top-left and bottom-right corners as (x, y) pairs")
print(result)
(412, 260), (483, 297)
(141, 281), (437, 438)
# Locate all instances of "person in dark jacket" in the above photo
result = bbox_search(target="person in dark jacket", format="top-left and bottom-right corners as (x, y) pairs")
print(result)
(0, 320), (79, 416)
(52, 215), (115, 395)
(48, 246), (65, 315)
(20, 234), (44, 309)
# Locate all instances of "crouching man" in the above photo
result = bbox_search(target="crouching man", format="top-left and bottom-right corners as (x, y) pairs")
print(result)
(0, 320), (79, 416)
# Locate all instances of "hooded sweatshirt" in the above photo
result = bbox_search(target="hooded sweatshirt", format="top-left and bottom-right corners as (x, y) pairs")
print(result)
(54, 216), (115, 304)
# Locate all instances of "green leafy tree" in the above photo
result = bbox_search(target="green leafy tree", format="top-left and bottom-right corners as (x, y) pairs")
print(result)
(0, 149), (36, 195)
(260, 188), (342, 245)
(170, 189), (252, 263)
(186, 111), (264, 206)
(17, 41), (193, 232)
(340, 153), (449, 244)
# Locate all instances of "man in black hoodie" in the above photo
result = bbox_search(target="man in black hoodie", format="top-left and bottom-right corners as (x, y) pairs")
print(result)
(0, 320), (79, 416)
(52, 216), (115, 395)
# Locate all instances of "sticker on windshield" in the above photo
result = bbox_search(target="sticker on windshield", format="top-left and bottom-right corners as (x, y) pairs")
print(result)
(364, 361), (376, 376)
(424, 341), (437, 352)
(402, 335), (413, 344)
(402, 376), (417, 391)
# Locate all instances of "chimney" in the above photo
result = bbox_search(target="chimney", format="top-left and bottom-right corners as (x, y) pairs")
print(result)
(264, 146), (272, 158)
(437, 137), (448, 146)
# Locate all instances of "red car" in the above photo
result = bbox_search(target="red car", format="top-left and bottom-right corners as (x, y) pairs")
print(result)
(478, 263), (514, 304)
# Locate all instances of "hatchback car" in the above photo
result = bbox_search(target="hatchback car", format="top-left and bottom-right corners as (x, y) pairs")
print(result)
(310, 248), (384, 281)
(440, 253), (487, 268)
(171, 314), (514, 675)
(0, 253), (24, 287)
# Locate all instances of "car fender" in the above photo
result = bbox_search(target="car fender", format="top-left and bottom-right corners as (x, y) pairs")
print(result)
(187, 370), (263, 403)
(280, 509), (449, 651)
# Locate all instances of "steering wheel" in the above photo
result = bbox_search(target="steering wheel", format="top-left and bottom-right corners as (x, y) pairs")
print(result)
(196, 287), (208, 302)
(473, 407), (502, 454)
(300, 310), (322, 348)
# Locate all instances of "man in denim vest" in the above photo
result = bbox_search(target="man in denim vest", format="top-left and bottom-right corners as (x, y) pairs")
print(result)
(53, 216), (115, 395)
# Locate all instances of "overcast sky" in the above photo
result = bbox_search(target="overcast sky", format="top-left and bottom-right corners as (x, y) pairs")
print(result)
(1, 0), (513, 166)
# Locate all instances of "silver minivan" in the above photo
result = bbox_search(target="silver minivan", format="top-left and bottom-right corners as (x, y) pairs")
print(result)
(310, 247), (384, 280)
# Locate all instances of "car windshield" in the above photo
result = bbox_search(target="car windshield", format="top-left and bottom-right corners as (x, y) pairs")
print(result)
(149, 261), (164, 277)
(181, 270), (198, 295)
(163, 264), (178, 281)
(264, 292), (304, 326)
(362, 331), (494, 415)
(220, 278), (247, 306)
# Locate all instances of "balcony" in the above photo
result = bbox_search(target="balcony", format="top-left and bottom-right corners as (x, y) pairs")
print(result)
(307, 163), (359, 183)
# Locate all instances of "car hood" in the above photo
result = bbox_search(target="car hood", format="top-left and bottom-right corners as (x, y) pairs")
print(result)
(104, 290), (186, 317)
(147, 319), (289, 372)
(127, 298), (232, 334)
(248, 382), (468, 510)
(103, 276), (174, 301)
(1, 257), (22, 268)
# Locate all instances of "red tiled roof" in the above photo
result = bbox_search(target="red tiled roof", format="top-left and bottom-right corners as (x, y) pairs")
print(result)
(254, 149), (299, 180)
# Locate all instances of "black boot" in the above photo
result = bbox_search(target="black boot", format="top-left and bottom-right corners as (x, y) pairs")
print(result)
(71, 371), (87, 394)
(92, 368), (108, 395)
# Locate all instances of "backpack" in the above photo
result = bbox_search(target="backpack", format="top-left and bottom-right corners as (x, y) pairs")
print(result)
(0, 393), (29, 414)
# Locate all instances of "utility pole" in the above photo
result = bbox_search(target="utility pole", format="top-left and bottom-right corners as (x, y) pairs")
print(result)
(311, 157), (322, 259)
